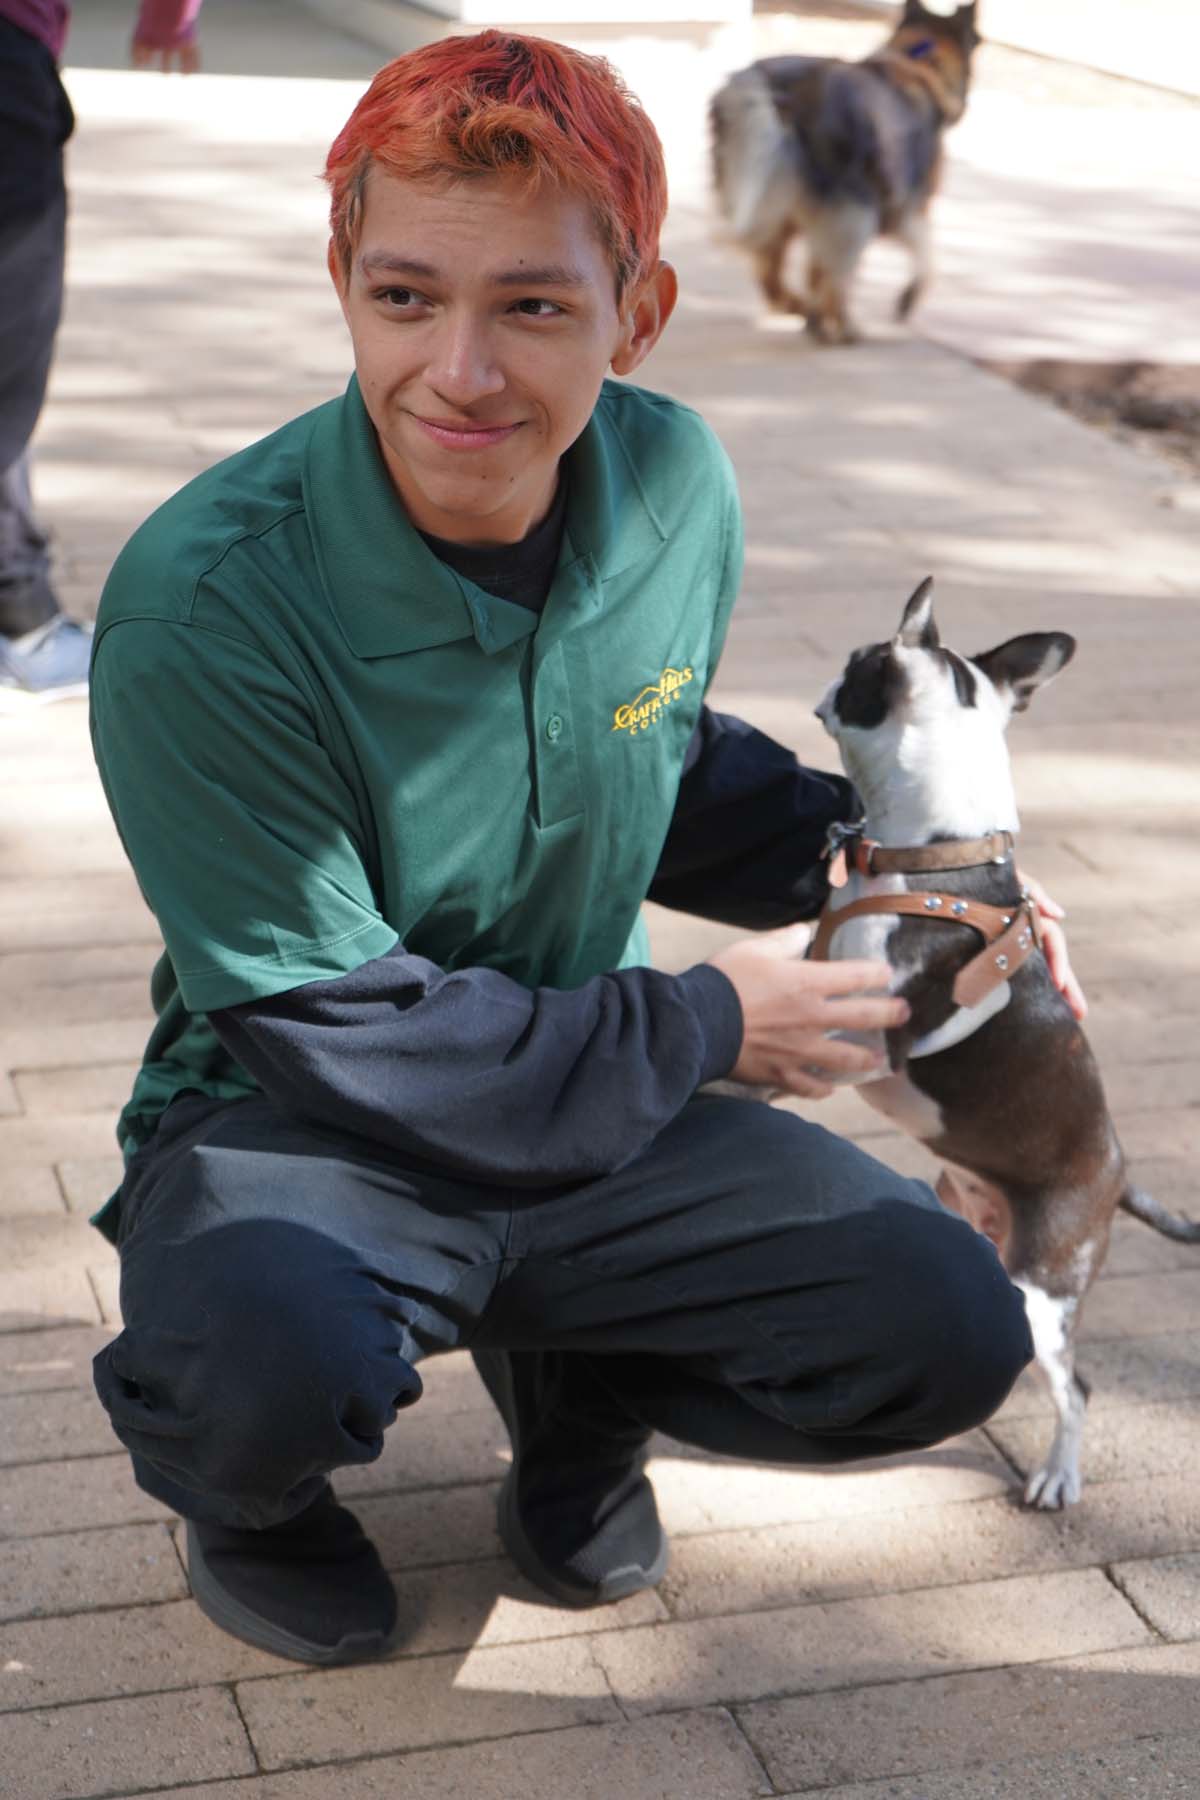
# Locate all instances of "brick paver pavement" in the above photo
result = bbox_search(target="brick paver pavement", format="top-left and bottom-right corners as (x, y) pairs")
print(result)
(1, 3), (1197, 1796)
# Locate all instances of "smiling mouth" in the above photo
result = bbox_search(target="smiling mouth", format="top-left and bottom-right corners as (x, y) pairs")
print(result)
(413, 416), (523, 451)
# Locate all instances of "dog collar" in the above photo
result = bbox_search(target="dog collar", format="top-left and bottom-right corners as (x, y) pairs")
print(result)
(824, 824), (1014, 878)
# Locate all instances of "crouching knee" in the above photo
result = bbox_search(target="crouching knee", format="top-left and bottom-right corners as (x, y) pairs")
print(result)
(92, 1219), (422, 1526)
(862, 1197), (1033, 1447)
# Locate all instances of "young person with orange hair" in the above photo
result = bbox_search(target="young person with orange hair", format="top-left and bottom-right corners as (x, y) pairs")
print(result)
(89, 33), (1033, 1665)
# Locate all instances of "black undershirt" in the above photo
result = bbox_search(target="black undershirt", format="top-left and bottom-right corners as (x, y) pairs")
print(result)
(418, 474), (569, 613)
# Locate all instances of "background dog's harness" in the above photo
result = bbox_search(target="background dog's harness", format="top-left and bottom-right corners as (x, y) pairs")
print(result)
(811, 826), (1044, 1007)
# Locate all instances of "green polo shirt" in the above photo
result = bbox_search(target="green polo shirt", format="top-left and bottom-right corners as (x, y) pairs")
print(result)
(90, 374), (743, 1230)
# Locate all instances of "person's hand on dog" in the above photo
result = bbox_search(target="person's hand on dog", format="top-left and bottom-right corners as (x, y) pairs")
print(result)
(1020, 870), (1087, 1021)
(709, 924), (909, 1098)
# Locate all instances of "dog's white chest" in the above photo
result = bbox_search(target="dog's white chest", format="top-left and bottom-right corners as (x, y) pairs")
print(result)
(908, 980), (1011, 1058)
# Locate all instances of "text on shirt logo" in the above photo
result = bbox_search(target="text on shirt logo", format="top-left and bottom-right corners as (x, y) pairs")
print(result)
(612, 666), (694, 736)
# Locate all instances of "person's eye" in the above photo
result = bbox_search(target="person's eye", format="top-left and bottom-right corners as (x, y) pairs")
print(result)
(376, 287), (426, 311)
(513, 298), (564, 318)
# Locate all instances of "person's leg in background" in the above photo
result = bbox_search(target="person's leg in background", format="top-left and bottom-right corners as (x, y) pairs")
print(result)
(0, 17), (92, 704)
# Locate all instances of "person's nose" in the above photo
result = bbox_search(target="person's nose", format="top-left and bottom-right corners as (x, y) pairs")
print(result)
(425, 309), (506, 410)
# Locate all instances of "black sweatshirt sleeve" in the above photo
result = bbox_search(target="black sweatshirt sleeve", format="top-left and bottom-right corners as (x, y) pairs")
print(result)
(648, 707), (858, 928)
(209, 949), (743, 1188)
(208, 706), (849, 1186)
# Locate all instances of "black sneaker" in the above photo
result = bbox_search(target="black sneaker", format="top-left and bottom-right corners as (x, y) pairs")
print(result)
(473, 1348), (668, 1609)
(185, 1484), (397, 1665)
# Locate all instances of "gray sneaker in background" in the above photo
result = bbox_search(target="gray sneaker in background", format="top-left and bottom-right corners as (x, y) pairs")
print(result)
(0, 616), (93, 707)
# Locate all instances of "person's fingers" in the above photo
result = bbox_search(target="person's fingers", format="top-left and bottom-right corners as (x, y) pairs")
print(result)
(819, 993), (911, 1032)
(1019, 868), (1066, 920)
(1040, 919), (1088, 1021)
(799, 1036), (885, 1074)
(782, 1069), (836, 1099)
(131, 41), (201, 75)
(1063, 970), (1088, 1021)
(1041, 916), (1064, 980)
(1019, 871), (1085, 1016)
(800, 957), (896, 992)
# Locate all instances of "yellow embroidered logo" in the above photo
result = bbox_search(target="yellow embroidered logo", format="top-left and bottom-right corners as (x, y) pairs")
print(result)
(612, 665), (694, 736)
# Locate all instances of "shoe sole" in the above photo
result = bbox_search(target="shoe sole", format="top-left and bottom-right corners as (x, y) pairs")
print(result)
(185, 1521), (398, 1666)
(0, 682), (88, 711)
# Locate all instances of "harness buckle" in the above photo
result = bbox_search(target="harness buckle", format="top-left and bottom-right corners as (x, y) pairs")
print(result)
(822, 818), (866, 863)
(1021, 890), (1045, 950)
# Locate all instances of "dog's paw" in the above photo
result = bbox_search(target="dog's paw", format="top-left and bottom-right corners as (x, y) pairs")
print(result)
(806, 314), (862, 348)
(1023, 1460), (1082, 1509)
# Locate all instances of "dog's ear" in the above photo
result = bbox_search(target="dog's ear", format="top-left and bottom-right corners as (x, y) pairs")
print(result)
(953, 1), (982, 46)
(894, 576), (938, 649)
(972, 632), (1076, 712)
(901, 0), (933, 22)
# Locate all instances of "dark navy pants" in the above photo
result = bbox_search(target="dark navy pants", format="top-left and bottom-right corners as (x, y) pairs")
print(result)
(93, 1092), (1033, 1530)
(1, 19), (71, 634)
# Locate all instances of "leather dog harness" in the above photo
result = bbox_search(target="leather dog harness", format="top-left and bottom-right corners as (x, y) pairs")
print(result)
(810, 826), (1045, 1009)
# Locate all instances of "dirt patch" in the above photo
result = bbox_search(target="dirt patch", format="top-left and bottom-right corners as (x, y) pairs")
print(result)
(982, 360), (1200, 480)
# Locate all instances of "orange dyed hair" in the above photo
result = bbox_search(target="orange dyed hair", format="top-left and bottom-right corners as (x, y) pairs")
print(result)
(324, 31), (668, 300)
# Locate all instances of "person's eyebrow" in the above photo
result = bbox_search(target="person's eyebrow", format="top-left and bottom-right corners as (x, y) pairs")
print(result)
(491, 263), (589, 288)
(357, 253), (438, 279)
(358, 251), (588, 288)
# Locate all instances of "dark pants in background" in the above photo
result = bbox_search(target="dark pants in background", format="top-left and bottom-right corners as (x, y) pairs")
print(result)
(0, 17), (73, 634)
(93, 1090), (1033, 1531)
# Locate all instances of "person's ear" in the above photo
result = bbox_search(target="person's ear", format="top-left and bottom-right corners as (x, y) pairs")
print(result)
(327, 239), (350, 317)
(610, 261), (678, 376)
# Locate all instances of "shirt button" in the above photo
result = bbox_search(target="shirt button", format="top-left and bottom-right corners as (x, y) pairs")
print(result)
(545, 714), (564, 742)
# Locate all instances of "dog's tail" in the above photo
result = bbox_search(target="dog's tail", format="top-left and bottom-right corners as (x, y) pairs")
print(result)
(709, 67), (797, 247)
(1120, 1186), (1200, 1242)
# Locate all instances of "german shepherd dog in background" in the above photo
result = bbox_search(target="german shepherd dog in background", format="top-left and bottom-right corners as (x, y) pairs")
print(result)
(710, 1), (980, 344)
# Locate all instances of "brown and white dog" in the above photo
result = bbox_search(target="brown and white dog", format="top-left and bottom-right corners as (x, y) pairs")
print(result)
(710, 0), (979, 343)
(813, 580), (1199, 1505)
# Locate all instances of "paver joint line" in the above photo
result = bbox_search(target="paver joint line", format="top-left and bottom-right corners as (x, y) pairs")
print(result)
(1101, 1563), (1173, 1645)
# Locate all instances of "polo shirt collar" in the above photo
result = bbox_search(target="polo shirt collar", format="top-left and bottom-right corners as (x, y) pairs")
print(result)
(305, 376), (665, 660)
(560, 380), (667, 583)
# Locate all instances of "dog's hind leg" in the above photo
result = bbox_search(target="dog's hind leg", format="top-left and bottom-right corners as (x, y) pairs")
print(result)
(751, 225), (805, 315)
(1014, 1280), (1088, 1508)
(805, 205), (874, 344)
(894, 207), (933, 321)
